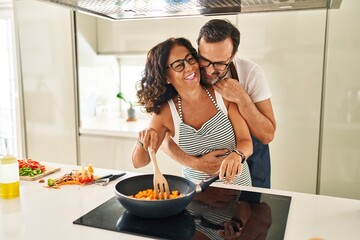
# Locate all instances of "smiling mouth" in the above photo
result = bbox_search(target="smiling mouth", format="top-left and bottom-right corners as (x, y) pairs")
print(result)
(185, 72), (196, 80)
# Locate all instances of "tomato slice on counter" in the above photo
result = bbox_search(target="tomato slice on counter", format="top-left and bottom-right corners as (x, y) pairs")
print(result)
(17, 158), (46, 172)
(78, 174), (94, 184)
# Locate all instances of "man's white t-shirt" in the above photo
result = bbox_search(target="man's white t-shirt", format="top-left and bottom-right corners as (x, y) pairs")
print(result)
(226, 57), (271, 103)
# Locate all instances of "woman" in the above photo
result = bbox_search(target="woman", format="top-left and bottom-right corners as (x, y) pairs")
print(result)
(132, 37), (253, 185)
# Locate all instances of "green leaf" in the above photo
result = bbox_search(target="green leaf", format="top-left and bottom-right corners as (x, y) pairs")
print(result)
(116, 91), (134, 108)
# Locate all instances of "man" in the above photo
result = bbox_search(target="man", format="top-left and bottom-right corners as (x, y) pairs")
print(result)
(162, 19), (276, 188)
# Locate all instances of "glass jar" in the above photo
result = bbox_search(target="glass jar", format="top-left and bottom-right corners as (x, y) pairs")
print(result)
(0, 155), (20, 199)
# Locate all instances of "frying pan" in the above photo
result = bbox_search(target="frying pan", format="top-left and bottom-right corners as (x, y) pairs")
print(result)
(114, 174), (219, 218)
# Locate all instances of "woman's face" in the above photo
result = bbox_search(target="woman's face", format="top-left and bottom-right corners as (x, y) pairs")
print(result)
(166, 45), (201, 90)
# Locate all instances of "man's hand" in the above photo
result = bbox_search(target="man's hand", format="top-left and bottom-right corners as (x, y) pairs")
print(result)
(213, 78), (246, 105)
(161, 134), (227, 175)
(214, 77), (276, 144)
(195, 149), (228, 175)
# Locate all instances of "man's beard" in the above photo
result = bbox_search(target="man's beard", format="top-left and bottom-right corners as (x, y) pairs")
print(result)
(201, 67), (230, 86)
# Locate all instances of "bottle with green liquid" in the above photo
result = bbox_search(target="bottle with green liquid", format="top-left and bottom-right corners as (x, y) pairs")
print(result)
(0, 155), (20, 199)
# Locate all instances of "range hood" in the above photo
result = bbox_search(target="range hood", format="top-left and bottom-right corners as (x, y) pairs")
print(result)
(40, 0), (342, 21)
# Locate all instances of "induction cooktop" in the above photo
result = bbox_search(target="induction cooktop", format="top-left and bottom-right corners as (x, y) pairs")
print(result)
(73, 187), (291, 240)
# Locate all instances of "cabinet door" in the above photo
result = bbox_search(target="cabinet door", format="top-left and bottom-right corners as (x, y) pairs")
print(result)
(79, 135), (182, 175)
(97, 15), (237, 54)
(14, 0), (77, 164)
(237, 10), (327, 193)
(320, 0), (360, 200)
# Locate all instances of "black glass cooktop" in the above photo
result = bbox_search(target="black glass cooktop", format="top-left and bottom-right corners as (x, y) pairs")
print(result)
(73, 187), (291, 240)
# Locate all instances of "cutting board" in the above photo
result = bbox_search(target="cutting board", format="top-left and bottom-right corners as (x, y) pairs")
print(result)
(20, 166), (61, 181)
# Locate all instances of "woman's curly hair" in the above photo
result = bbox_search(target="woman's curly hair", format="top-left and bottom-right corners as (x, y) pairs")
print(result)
(137, 37), (197, 114)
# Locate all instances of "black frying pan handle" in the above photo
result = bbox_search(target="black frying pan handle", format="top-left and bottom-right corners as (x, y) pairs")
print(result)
(197, 174), (219, 192)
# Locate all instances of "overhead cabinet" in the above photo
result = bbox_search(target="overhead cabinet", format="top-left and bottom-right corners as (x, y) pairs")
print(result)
(96, 16), (237, 54)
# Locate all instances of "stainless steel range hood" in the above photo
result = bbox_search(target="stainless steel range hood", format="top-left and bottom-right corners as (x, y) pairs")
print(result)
(40, 0), (342, 21)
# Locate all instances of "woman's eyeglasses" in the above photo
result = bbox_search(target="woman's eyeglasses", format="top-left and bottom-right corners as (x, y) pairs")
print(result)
(198, 55), (231, 71)
(167, 52), (197, 72)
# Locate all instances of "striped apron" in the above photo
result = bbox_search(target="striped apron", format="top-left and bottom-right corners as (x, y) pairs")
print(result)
(169, 88), (252, 186)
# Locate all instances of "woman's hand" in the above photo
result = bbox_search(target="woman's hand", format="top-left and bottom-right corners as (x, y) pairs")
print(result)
(219, 152), (242, 184)
(133, 128), (159, 168)
(138, 128), (158, 152)
(218, 220), (242, 240)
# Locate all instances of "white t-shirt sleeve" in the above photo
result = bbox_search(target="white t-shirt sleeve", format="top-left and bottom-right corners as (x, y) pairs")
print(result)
(214, 90), (228, 115)
(233, 58), (272, 103)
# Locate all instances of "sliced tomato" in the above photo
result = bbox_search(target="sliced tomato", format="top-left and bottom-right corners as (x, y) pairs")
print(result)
(76, 165), (94, 184)
(17, 158), (45, 172)
(78, 175), (94, 184)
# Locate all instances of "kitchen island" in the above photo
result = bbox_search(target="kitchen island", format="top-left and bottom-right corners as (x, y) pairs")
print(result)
(1, 162), (359, 240)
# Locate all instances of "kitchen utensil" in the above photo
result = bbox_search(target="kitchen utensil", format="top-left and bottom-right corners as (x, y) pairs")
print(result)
(94, 173), (126, 186)
(114, 174), (219, 218)
(148, 147), (170, 199)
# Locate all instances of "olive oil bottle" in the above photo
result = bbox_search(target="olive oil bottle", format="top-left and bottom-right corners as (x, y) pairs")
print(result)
(0, 155), (20, 199)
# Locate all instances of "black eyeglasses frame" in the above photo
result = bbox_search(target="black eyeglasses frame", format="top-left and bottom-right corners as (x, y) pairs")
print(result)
(197, 55), (232, 71)
(166, 52), (197, 72)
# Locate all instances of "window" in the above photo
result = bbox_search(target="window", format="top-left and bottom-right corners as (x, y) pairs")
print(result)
(0, 6), (19, 156)
(77, 29), (147, 129)
(118, 55), (146, 113)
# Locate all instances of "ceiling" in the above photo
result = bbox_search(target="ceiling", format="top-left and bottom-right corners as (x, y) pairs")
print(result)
(40, 0), (343, 21)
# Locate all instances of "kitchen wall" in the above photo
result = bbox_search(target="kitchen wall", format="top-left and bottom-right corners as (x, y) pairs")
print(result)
(13, 0), (360, 199)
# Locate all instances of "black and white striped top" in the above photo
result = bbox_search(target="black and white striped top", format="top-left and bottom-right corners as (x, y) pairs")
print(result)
(167, 88), (252, 186)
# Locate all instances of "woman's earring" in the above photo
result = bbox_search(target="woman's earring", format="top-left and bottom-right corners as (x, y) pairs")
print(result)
(166, 80), (171, 84)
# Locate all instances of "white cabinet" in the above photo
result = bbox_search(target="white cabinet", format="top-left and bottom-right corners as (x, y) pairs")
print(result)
(14, 0), (77, 165)
(96, 15), (237, 54)
(236, 10), (327, 193)
(320, 0), (360, 199)
(79, 135), (183, 175)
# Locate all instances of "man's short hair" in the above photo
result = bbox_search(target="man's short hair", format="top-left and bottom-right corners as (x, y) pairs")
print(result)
(197, 19), (240, 57)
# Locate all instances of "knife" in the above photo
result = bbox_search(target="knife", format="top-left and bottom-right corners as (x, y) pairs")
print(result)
(94, 172), (126, 186)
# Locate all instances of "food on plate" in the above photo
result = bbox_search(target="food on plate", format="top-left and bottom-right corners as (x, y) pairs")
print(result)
(130, 189), (183, 200)
(46, 164), (95, 189)
(18, 158), (46, 177)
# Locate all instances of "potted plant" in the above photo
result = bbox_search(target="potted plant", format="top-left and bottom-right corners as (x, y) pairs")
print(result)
(116, 92), (137, 121)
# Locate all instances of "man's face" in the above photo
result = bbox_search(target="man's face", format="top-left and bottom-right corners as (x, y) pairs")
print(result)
(198, 37), (233, 85)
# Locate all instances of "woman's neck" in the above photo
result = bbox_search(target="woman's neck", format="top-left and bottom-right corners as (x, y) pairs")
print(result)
(177, 86), (207, 104)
